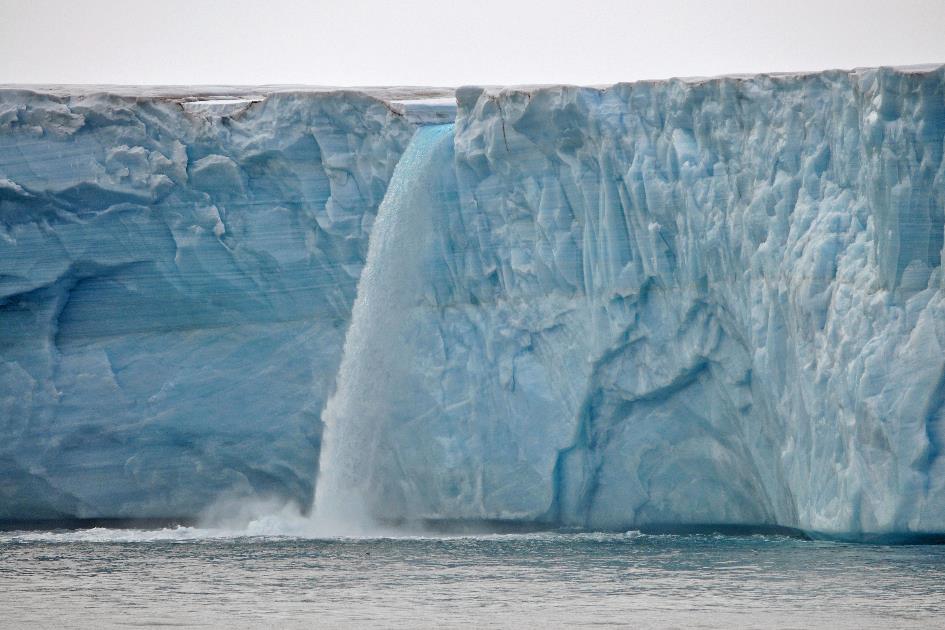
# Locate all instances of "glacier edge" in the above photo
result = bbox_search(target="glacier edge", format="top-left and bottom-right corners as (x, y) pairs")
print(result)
(2, 67), (945, 538)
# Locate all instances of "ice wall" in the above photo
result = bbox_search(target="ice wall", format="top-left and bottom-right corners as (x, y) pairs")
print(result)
(3, 67), (945, 538)
(0, 87), (416, 518)
(324, 66), (945, 537)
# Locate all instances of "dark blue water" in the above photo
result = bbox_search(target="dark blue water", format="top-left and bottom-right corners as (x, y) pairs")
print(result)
(2, 529), (944, 628)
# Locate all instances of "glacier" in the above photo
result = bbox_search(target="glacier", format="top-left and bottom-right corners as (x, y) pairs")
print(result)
(2, 66), (945, 539)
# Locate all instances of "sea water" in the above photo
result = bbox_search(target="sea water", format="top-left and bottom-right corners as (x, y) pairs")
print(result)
(2, 530), (944, 628)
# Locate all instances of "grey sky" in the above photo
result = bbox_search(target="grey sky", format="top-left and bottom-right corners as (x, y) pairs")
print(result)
(2, 0), (944, 86)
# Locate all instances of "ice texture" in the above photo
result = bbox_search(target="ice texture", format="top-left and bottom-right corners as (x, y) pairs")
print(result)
(319, 66), (945, 537)
(3, 66), (945, 538)
(0, 87), (416, 518)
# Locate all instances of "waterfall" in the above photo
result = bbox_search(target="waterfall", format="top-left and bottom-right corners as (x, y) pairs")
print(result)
(313, 124), (456, 532)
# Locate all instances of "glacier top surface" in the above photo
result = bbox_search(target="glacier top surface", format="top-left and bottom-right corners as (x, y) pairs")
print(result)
(0, 62), (941, 109)
(2, 63), (942, 100)
(0, 85), (457, 100)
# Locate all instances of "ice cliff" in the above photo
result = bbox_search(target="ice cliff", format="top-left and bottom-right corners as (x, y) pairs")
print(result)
(0, 86), (427, 518)
(3, 67), (945, 538)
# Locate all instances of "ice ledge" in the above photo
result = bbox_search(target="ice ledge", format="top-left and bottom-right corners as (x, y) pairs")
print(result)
(178, 97), (262, 117)
(388, 98), (457, 124)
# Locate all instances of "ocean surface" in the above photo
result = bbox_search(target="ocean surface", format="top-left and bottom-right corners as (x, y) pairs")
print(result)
(2, 528), (944, 628)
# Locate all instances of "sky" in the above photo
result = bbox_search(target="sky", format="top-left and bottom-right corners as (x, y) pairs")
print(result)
(1, 0), (945, 86)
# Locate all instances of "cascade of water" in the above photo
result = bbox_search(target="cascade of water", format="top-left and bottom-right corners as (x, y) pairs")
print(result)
(312, 124), (456, 533)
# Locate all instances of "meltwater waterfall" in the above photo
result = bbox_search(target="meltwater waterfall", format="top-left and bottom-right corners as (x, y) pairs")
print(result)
(313, 124), (457, 530)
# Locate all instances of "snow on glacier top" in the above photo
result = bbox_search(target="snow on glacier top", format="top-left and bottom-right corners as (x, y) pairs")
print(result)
(0, 84), (456, 100)
(1, 64), (942, 127)
(3, 62), (942, 100)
